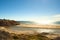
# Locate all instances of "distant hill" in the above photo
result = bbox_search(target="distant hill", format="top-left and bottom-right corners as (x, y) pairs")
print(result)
(0, 19), (19, 26)
(17, 21), (36, 24)
(54, 21), (60, 24)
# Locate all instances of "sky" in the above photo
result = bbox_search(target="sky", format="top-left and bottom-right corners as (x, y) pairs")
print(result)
(0, 0), (60, 24)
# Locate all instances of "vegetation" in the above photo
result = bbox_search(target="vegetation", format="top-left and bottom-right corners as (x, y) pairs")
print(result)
(0, 19), (19, 26)
(0, 19), (58, 40)
(0, 30), (12, 40)
(0, 29), (52, 40)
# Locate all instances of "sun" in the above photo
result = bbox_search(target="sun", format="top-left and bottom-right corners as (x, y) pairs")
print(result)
(40, 21), (50, 24)
(35, 20), (51, 24)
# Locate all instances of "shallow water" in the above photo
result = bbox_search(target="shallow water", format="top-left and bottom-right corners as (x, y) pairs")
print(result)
(8, 26), (60, 34)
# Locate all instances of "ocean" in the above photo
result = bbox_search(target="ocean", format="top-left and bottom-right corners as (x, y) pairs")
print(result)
(8, 26), (60, 34)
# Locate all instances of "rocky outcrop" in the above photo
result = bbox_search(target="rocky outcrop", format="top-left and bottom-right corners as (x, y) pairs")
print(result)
(0, 19), (19, 26)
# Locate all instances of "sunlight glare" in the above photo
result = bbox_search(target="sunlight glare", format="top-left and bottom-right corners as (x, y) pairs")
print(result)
(34, 20), (52, 24)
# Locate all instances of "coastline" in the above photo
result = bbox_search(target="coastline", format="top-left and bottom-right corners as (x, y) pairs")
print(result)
(17, 24), (60, 28)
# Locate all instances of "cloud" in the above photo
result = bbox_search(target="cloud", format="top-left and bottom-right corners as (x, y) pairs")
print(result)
(50, 14), (60, 24)
(53, 14), (60, 18)
(52, 14), (60, 21)
(18, 14), (60, 25)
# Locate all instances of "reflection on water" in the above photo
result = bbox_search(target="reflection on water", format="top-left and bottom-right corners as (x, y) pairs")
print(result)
(8, 26), (60, 34)
(36, 29), (60, 34)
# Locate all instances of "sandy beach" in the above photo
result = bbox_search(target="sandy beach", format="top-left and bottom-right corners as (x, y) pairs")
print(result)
(17, 24), (60, 28)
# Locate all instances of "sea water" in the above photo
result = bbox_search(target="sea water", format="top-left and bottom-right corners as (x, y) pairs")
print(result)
(8, 26), (60, 34)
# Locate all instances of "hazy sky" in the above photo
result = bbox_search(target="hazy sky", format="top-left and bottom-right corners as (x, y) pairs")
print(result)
(0, 0), (60, 24)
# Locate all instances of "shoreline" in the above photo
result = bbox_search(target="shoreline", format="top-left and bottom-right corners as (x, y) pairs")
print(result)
(17, 24), (60, 28)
